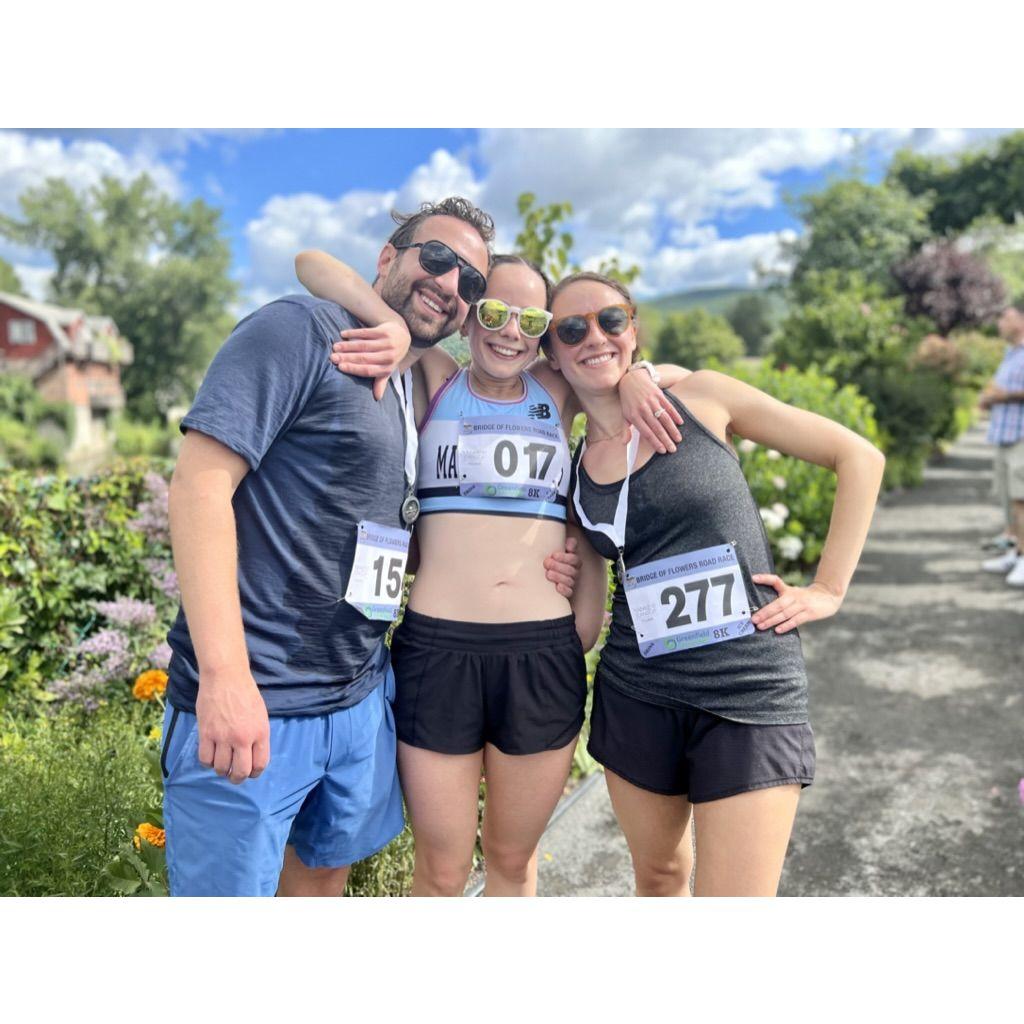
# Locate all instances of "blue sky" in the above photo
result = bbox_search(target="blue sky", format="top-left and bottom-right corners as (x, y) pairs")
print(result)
(0, 128), (1012, 314)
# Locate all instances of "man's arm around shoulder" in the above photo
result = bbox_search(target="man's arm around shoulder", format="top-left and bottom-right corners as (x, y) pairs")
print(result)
(169, 430), (270, 784)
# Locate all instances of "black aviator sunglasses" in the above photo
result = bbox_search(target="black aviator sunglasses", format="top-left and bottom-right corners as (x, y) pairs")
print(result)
(393, 240), (488, 304)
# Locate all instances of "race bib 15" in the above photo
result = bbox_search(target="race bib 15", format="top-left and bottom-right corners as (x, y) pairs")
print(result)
(345, 520), (410, 621)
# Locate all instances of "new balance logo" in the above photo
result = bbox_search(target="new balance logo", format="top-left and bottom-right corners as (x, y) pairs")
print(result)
(528, 403), (552, 420)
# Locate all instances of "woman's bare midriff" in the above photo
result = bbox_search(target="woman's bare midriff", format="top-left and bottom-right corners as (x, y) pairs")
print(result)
(407, 512), (572, 623)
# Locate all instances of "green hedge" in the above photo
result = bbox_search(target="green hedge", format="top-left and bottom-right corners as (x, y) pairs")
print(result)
(708, 359), (883, 576)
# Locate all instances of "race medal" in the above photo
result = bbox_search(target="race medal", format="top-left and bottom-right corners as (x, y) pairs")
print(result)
(622, 542), (754, 659)
(345, 520), (410, 621)
(458, 416), (568, 501)
(401, 494), (420, 526)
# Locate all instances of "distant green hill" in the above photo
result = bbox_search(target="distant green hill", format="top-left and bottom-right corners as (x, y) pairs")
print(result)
(640, 285), (787, 321)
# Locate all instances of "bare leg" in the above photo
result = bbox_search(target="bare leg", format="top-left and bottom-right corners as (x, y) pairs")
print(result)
(277, 845), (350, 896)
(692, 784), (801, 897)
(398, 741), (483, 896)
(604, 769), (694, 897)
(480, 738), (578, 896)
(1012, 499), (1024, 549)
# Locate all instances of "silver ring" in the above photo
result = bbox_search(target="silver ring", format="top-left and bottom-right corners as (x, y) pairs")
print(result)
(653, 408), (665, 419)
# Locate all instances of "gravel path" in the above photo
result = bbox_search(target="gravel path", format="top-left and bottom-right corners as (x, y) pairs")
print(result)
(535, 424), (1024, 896)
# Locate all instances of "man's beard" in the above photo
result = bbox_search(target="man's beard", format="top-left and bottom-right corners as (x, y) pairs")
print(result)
(380, 268), (460, 349)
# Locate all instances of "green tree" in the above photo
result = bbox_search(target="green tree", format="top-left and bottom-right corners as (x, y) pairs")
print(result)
(784, 180), (931, 298)
(962, 215), (1024, 306)
(514, 193), (640, 287)
(0, 257), (24, 296)
(772, 271), (959, 486)
(0, 175), (237, 420)
(515, 193), (575, 282)
(887, 131), (1024, 236)
(725, 293), (774, 355)
(773, 271), (913, 377)
(651, 308), (744, 369)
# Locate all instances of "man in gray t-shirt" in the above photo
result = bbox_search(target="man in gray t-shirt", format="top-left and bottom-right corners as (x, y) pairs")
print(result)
(163, 199), (497, 896)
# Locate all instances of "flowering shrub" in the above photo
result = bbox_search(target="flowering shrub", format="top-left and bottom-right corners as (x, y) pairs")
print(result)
(712, 360), (884, 576)
(0, 460), (177, 708)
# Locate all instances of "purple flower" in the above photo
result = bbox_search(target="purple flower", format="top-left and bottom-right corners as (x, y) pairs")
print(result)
(94, 597), (157, 627)
(149, 641), (173, 670)
(76, 628), (131, 682)
(46, 668), (105, 710)
(144, 558), (179, 601)
(129, 473), (170, 544)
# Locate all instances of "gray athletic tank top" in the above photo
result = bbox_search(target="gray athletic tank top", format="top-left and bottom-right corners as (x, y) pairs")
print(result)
(573, 391), (809, 725)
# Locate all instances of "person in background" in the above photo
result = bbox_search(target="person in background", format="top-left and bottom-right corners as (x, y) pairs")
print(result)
(979, 304), (1024, 587)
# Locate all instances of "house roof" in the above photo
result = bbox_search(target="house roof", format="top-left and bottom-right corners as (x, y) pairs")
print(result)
(0, 292), (133, 365)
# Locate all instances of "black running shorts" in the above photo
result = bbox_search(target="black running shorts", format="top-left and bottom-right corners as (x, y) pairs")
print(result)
(390, 609), (587, 756)
(588, 678), (815, 802)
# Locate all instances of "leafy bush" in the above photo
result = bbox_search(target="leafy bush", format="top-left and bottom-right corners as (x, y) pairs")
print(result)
(0, 373), (70, 469)
(893, 240), (1006, 334)
(709, 360), (883, 574)
(113, 417), (181, 458)
(651, 308), (745, 368)
(0, 702), (161, 896)
(726, 293), (776, 356)
(951, 329), (1011, 390)
(0, 461), (176, 707)
(772, 271), (965, 487)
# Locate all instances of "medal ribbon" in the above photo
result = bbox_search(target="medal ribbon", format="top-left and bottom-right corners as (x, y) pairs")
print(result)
(571, 426), (641, 560)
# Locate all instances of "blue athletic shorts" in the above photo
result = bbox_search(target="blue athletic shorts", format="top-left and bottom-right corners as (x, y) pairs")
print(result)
(162, 668), (404, 896)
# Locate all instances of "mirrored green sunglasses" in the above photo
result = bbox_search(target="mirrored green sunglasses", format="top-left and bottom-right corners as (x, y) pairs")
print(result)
(474, 298), (553, 339)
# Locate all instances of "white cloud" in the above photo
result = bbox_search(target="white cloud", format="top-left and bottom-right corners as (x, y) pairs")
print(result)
(393, 149), (482, 211)
(476, 128), (853, 236)
(244, 188), (400, 309)
(638, 230), (798, 297)
(851, 127), (1009, 158)
(242, 148), (486, 309)
(6, 128), (1015, 315)
(0, 130), (182, 218)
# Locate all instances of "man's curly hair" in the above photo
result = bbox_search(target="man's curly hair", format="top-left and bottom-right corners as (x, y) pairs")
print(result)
(387, 197), (496, 255)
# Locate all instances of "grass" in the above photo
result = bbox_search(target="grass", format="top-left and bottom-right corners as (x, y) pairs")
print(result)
(0, 701), (161, 896)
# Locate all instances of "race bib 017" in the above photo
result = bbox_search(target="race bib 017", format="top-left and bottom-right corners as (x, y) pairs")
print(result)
(344, 520), (410, 621)
(623, 542), (754, 659)
(458, 416), (567, 501)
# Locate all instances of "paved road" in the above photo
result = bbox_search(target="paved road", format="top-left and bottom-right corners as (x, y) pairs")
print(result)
(536, 424), (1024, 896)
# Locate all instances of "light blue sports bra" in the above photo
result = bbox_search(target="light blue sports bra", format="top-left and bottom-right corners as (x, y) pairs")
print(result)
(416, 367), (570, 521)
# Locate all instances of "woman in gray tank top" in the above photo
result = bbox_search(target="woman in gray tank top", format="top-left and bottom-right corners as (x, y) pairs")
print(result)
(548, 272), (886, 897)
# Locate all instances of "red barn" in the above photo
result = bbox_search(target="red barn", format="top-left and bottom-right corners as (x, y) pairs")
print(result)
(0, 292), (134, 462)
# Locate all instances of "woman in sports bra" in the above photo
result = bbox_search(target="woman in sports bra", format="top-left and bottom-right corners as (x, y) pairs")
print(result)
(295, 248), (687, 896)
(552, 272), (886, 897)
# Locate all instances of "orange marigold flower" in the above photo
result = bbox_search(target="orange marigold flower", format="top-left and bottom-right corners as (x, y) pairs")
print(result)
(133, 822), (166, 850)
(133, 669), (168, 701)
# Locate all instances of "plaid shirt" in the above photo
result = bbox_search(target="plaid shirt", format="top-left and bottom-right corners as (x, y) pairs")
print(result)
(987, 344), (1024, 445)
